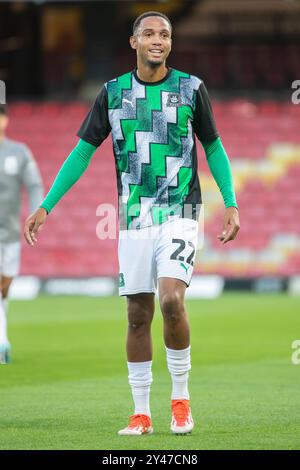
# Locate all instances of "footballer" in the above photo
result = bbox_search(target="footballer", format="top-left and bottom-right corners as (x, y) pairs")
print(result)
(0, 105), (44, 364)
(24, 12), (240, 434)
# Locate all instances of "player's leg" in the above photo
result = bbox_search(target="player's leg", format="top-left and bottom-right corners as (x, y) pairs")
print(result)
(126, 293), (155, 362)
(0, 275), (13, 364)
(159, 277), (194, 434)
(156, 218), (199, 434)
(118, 228), (157, 435)
(2, 275), (13, 315)
(118, 293), (155, 435)
(0, 241), (21, 364)
(0, 242), (10, 364)
(159, 277), (189, 350)
(0, 274), (7, 363)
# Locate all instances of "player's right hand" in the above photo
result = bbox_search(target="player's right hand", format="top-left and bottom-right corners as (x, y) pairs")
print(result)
(24, 207), (47, 246)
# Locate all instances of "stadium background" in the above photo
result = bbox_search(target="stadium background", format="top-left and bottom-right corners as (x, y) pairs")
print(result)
(2, 0), (300, 295)
(1, 0), (300, 450)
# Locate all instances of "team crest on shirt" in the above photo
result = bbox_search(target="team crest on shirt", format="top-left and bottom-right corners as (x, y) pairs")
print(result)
(167, 93), (182, 107)
(4, 156), (18, 175)
(119, 273), (125, 287)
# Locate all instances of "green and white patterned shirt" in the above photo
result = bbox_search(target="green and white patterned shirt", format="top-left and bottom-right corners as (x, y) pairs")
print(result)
(78, 66), (218, 229)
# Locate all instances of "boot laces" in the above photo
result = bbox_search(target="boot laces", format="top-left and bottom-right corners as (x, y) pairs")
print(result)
(173, 400), (189, 425)
(128, 414), (150, 430)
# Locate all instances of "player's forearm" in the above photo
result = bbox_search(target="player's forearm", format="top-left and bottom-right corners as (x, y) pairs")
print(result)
(39, 139), (97, 214)
(28, 183), (44, 214)
(202, 137), (238, 209)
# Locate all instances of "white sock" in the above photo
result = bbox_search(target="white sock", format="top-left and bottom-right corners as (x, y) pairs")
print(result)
(0, 293), (8, 345)
(127, 361), (152, 417)
(166, 345), (191, 400)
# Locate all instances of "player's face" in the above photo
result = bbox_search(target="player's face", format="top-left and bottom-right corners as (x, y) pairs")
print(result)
(130, 16), (172, 66)
(0, 114), (8, 135)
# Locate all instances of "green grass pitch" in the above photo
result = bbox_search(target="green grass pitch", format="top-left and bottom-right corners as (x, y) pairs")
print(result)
(1, 293), (300, 450)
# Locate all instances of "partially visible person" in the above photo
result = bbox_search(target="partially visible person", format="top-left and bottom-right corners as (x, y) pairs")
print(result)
(0, 105), (44, 364)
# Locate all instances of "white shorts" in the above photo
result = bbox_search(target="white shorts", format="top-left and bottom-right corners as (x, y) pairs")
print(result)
(0, 242), (21, 278)
(118, 217), (199, 296)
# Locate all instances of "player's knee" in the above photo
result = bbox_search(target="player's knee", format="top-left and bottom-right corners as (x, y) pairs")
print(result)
(1, 277), (12, 298)
(2, 287), (8, 298)
(128, 319), (147, 334)
(127, 306), (152, 334)
(1, 283), (10, 298)
(160, 291), (184, 322)
(127, 315), (150, 335)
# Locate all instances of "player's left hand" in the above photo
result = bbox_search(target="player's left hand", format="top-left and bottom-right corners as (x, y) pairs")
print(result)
(217, 206), (240, 244)
(24, 207), (47, 246)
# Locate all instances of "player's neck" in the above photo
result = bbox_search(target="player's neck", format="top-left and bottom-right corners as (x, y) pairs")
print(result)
(136, 61), (169, 83)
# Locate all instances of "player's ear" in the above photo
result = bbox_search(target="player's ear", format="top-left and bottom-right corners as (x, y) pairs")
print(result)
(129, 35), (137, 50)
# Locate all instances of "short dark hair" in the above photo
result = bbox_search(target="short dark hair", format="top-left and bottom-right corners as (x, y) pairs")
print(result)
(0, 105), (7, 116)
(132, 11), (172, 36)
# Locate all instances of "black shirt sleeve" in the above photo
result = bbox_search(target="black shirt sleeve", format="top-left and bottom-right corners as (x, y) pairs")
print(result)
(77, 85), (111, 147)
(192, 81), (219, 143)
